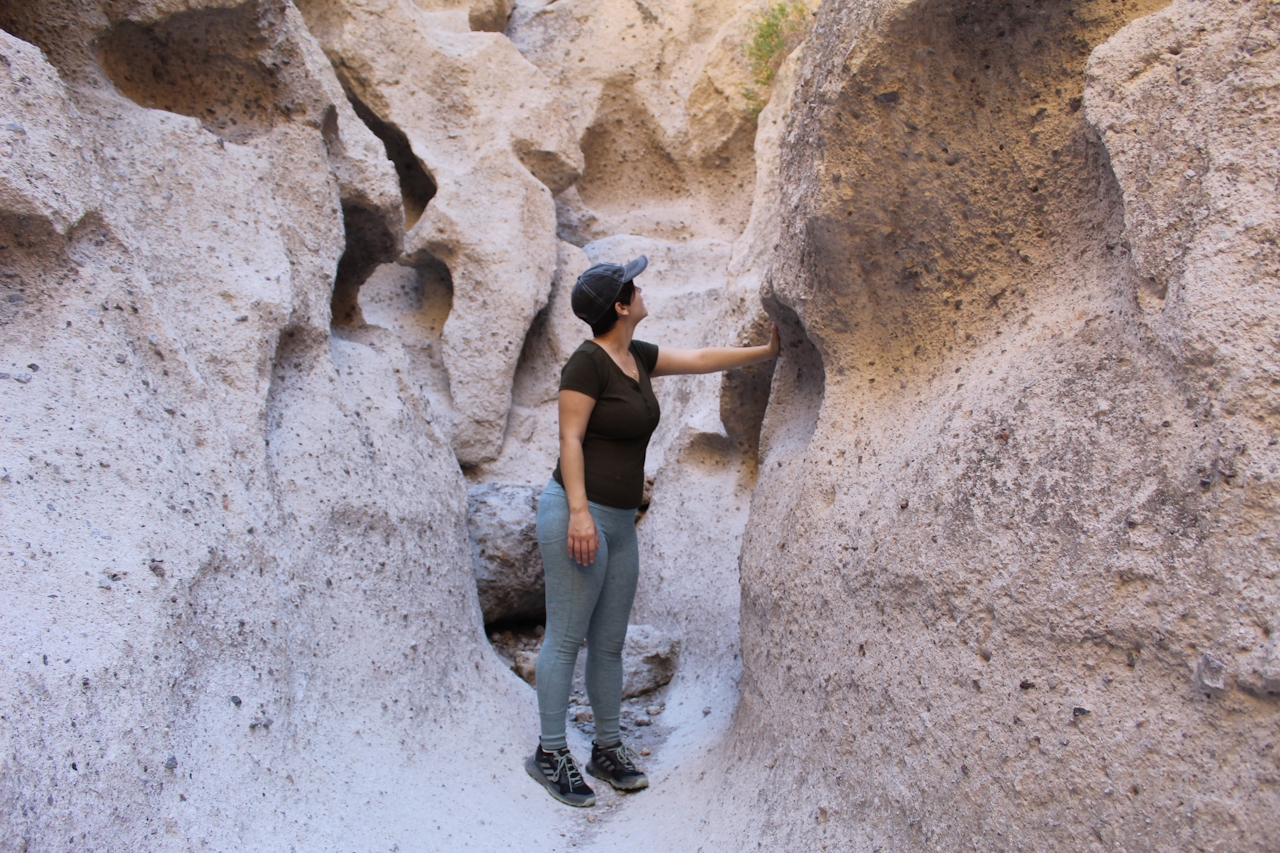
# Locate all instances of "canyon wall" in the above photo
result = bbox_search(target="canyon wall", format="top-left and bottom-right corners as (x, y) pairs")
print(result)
(689, 0), (1280, 849)
(0, 1), (567, 848)
(1, 0), (1276, 850)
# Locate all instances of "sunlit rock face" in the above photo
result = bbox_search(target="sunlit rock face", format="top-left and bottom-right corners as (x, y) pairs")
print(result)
(295, 0), (583, 466)
(0, 2), (556, 849)
(696, 0), (1280, 849)
(2, 0), (1275, 848)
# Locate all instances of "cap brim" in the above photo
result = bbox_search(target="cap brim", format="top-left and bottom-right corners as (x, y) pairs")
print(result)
(622, 255), (648, 282)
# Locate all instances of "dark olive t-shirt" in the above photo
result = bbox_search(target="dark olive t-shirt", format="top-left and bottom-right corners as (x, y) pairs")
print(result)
(552, 339), (661, 509)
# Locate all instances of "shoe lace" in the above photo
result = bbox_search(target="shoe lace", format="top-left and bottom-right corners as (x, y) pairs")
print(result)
(603, 743), (640, 772)
(550, 749), (586, 787)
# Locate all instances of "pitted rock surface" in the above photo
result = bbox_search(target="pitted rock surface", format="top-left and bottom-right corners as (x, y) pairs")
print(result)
(2, 0), (1276, 849)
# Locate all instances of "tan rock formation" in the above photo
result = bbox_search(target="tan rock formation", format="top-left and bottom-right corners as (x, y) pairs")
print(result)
(0, 1), (568, 848)
(509, 0), (761, 244)
(635, 0), (1278, 849)
(298, 0), (582, 465)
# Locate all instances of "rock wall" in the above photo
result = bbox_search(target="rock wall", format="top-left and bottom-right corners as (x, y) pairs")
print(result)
(0, 1), (567, 849)
(664, 0), (1278, 849)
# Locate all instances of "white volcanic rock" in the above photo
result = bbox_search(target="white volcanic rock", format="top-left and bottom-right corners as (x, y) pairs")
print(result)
(508, 0), (761, 244)
(633, 0), (1280, 849)
(0, 32), (89, 233)
(297, 0), (582, 465)
(618, 624), (681, 698)
(1085, 0), (1280, 424)
(6, 0), (1273, 849)
(0, 2), (566, 849)
(411, 0), (516, 32)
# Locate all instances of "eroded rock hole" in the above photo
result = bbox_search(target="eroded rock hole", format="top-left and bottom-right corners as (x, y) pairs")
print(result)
(343, 88), (436, 230)
(719, 313), (778, 484)
(578, 82), (686, 211)
(331, 201), (400, 327)
(98, 2), (287, 142)
(358, 257), (456, 428)
(757, 299), (825, 465)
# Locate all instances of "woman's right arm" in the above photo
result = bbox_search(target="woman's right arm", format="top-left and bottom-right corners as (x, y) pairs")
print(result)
(558, 389), (599, 565)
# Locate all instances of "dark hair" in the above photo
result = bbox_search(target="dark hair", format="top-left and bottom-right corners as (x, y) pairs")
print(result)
(589, 279), (636, 337)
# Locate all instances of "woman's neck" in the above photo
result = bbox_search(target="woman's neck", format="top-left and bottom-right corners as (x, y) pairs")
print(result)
(593, 322), (634, 356)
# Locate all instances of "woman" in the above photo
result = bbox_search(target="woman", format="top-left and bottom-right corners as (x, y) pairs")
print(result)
(525, 254), (780, 807)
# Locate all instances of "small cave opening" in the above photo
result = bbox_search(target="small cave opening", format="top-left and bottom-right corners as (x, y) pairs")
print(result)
(97, 2), (285, 142)
(757, 298), (825, 465)
(577, 82), (686, 212)
(358, 257), (456, 425)
(719, 313), (779, 486)
(485, 615), (546, 687)
(342, 86), (437, 231)
(331, 200), (400, 327)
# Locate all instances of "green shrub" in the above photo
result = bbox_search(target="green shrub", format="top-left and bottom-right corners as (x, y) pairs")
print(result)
(742, 1), (813, 117)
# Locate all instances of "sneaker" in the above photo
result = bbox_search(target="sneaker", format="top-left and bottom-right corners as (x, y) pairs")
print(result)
(525, 745), (596, 807)
(586, 741), (648, 791)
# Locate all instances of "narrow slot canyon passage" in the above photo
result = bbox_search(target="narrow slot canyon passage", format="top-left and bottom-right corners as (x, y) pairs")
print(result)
(1, 0), (1277, 850)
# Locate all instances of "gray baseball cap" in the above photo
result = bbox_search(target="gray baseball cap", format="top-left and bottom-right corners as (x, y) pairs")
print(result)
(570, 255), (648, 325)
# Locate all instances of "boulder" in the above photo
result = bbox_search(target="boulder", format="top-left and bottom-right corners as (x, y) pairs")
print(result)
(619, 624), (682, 699)
(467, 483), (545, 624)
(568, 624), (681, 698)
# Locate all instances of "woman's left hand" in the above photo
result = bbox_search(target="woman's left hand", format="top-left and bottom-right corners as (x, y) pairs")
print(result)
(766, 323), (781, 358)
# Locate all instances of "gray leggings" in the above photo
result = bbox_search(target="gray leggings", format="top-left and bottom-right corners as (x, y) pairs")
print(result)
(535, 479), (639, 751)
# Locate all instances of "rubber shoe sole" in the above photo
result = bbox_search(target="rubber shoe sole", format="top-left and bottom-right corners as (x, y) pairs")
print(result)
(525, 755), (596, 807)
(586, 759), (649, 791)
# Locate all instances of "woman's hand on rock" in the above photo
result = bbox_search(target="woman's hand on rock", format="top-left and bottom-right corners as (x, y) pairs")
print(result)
(568, 508), (598, 565)
(767, 323), (781, 358)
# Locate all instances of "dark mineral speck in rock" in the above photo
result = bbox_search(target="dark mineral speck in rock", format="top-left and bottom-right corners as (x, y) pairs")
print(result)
(230, 695), (241, 707)
(27, 363), (38, 372)
(1072, 706), (1090, 717)
(164, 755), (178, 770)
(702, 707), (711, 716)
(1019, 680), (1036, 690)
(115, 355), (126, 364)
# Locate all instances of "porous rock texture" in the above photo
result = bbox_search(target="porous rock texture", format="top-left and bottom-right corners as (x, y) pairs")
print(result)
(0, 1), (566, 848)
(467, 482), (544, 624)
(296, 0), (583, 466)
(622, 0), (1279, 850)
(2, 0), (1277, 849)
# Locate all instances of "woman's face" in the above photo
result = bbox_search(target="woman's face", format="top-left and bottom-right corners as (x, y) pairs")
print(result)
(621, 283), (647, 325)
(627, 281), (650, 322)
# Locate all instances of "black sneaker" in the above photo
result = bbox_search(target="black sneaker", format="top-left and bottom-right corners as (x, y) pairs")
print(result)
(525, 745), (596, 807)
(586, 741), (648, 791)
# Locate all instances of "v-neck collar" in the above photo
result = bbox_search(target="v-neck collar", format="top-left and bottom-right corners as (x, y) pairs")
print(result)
(588, 340), (642, 386)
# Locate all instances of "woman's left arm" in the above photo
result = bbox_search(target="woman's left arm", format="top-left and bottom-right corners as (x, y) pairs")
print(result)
(651, 323), (781, 377)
